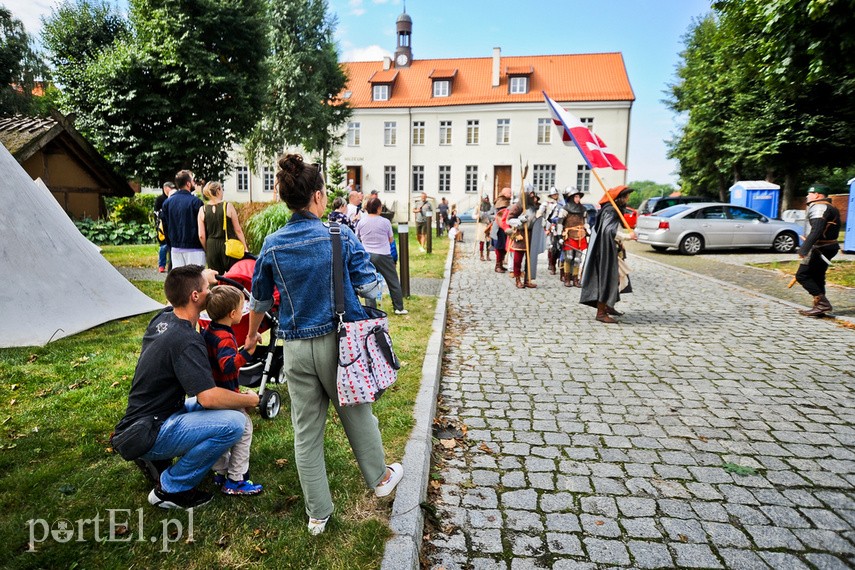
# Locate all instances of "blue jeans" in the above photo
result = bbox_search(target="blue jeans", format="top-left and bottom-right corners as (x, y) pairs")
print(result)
(158, 244), (169, 269)
(140, 398), (245, 493)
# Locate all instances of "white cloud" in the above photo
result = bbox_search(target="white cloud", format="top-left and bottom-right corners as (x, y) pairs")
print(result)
(9, 0), (62, 37)
(348, 0), (365, 16)
(341, 44), (391, 62)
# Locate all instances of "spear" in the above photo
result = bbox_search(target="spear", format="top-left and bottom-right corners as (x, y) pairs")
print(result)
(519, 156), (532, 282)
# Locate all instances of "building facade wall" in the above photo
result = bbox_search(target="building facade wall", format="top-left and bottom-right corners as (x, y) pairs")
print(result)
(219, 100), (631, 222)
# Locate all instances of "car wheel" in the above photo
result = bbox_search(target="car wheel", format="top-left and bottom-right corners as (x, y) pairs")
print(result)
(772, 231), (797, 253)
(678, 234), (703, 255)
(259, 390), (281, 419)
(651, 245), (668, 252)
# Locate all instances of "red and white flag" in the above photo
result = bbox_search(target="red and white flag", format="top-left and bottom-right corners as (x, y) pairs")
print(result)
(543, 92), (626, 170)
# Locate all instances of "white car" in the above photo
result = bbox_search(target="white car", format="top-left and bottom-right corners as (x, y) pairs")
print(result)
(636, 203), (803, 255)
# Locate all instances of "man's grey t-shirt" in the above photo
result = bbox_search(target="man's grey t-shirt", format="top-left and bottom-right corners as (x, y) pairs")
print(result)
(115, 309), (215, 431)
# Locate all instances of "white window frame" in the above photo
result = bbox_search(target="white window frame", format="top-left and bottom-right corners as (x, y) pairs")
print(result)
(509, 76), (528, 94)
(576, 164), (591, 193)
(465, 165), (478, 193)
(384, 121), (397, 146)
(466, 120), (480, 145)
(384, 165), (396, 193)
(496, 119), (510, 145)
(439, 121), (452, 145)
(433, 80), (450, 97)
(237, 166), (249, 193)
(580, 117), (594, 131)
(263, 165), (274, 192)
(438, 165), (451, 193)
(412, 165), (424, 194)
(532, 164), (556, 193)
(373, 84), (390, 101)
(412, 121), (425, 145)
(347, 121), (361, 146)
(537, 118), (552, 144)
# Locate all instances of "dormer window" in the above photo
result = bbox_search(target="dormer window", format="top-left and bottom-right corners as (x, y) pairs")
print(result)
(373, 84), (390, 101)
(429, 69), (457, 98)
(509, 76), (528, 94)
(506, 65), (533, 94)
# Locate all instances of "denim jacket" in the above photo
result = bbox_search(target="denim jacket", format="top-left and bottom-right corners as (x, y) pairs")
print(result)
(248, 211), (381, 340)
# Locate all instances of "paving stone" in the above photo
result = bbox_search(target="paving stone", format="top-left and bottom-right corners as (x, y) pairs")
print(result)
(744, 524), (804, 549)
(509, 558), (548, 570)
(501, 489), (538, 511)
(627, 540), (674, 569)
(758, 551), (811, 570)
(510, 533), (544, 557)
(803, 553), (853, 570)
(580, 514), (621, 538)
(505, 509), (543, 532)
(544, 532), (583, 556)
(583, 537), (630, 566)
(725, 503), (771, 525)
(701, 521), (751, 548)
(792, 529), (855, 554)
(470, 528), (503, 554)
(470, 558), (509, 570)
(661, 517), (707, 543)
(545, 513), (581, 533)
(580, 496), (618, 518)
(462, 487), (499, 509)
(622, 518), (663, 539)
(716, 548), (771, 569)
(617, 497), (657, 518)
(539, 492), (573, 513)
(671, 543), (722, 568)
(800, 507), (852, 530)
(470, 509), (503, 529)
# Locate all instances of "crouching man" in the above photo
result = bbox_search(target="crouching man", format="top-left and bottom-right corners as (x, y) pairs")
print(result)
(111, 265), (259, 509)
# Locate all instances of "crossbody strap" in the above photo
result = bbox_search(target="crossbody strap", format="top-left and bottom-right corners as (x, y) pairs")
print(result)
(329, 222), (345, 329)
(222, 202), (229, 237)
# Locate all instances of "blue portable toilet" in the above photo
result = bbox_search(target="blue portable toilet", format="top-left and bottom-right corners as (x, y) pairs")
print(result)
(845, 177), (855, 253)
(729, 181), (781, 218)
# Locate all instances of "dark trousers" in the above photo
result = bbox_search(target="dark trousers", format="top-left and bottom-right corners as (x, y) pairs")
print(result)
(796, 244), (839, 296)
(366, 253), (405, 311)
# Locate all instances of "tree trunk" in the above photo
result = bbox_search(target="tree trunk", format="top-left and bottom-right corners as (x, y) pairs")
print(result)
(782, 170), (799, 212)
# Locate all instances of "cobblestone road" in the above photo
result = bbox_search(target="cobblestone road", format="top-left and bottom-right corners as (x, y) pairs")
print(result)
(424, 236), (855, 569)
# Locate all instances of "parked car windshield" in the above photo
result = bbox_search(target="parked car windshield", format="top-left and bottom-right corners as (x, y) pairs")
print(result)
(656, 205), (692, 218)
(728, 206), (765, 222)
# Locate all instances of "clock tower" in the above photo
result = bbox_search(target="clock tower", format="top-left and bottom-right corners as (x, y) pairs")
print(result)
(394, 10), (412, 68)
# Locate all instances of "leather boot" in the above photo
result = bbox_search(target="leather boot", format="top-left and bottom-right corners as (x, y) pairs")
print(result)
(559, 267), (565, 282)
(480, 250), (485, 261)
(548, 253), (556, 275)
(800, 295), (832, 317)
(573, 276), (581, 288)
(606, 305), (623, 316)
(495, 259), (506, 273)
(564, 274), (572, 287)
(524, 279), (537, 288)
(486, 250), (491, 261)
(596, 303), (617, 323)
(515, 274), (524, 288)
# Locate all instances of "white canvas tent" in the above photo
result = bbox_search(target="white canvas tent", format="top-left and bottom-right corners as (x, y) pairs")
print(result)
(0, 143), (163, 347)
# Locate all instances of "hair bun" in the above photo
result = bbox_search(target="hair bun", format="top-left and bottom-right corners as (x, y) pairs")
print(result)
(279, 153), (305, 177)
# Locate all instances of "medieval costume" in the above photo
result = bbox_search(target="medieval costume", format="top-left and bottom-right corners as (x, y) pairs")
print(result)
(506, 190), (545, 288)
(561, 189), (588, 287)
(490, 188), (512, 273)
(543, 188), (564, 276)
(796, 185), (841, 317)
(580, 185), (635, 323)
(476, 194), (493, 261)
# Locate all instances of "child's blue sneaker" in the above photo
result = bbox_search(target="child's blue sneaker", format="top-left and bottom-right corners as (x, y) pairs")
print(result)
(222, 478), (263, 495)
(212, 472), (227, 487)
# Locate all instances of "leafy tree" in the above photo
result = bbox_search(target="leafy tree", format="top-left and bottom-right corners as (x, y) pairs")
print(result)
(42, 0), (269, 185)
(626, 180), (680, 208)
(244, 0), (350, 174)
(669, 1), (855, 208)
(0, 6), (48, 115)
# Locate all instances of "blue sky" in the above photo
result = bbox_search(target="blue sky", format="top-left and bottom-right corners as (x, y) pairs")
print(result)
(13, 0), (712, 186)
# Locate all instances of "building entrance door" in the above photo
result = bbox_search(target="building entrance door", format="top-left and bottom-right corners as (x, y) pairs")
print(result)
(346, 166), (362, 192)
(493, 165), (511, 200)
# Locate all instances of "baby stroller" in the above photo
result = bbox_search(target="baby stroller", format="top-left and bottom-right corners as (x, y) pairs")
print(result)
(199, 257), (285, 419)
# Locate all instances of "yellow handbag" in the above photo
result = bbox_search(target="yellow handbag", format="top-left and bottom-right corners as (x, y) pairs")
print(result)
(223, 203), (245, 259)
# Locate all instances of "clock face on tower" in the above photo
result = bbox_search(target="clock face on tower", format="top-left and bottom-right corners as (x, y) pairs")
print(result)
(396, 53), (409, 66)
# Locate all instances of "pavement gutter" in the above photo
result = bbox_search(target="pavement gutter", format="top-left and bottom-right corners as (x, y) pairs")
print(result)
(381, 239), (456, 570)
(633, 253), (855, 325)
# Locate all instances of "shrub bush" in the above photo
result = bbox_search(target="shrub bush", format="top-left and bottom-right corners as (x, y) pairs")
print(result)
(244, 202), (292, 253)
(105, 194), (157, 225)
(75, 218), (156, 245)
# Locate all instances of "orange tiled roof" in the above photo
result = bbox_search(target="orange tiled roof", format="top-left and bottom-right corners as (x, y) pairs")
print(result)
(340, 52), (634, 109)
(368, 69), (398, 83)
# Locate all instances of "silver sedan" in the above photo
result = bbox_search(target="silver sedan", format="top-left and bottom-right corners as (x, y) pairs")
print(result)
(636, 203), (803, 255)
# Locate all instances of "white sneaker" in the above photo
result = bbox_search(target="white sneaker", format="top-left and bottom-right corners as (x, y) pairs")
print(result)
(307, 515), (330, 536)
(419, 246), (425, 253)
(394, 309), (409, 315)
(375, 463), (403, 497)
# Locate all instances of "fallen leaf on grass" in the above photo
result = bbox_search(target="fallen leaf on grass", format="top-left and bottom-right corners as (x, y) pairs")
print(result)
(10, 384), (18, 391)
(113, 525), (129, 536)
(27, 354), (37, 363)
(9, 399), (15, 406)
(217, 535), (230, 548)
(110, 382), (120, 388)
(274, 458), (289, 468)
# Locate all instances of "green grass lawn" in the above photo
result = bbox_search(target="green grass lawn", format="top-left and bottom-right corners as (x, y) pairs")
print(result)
(749, 259), (855, 287)
(100, 244), (159, 268)
(0, 248), (437, 569)
(401, 227), (450, 279)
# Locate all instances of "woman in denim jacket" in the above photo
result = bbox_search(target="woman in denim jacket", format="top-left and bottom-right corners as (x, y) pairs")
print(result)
(244, 154), (403, 535)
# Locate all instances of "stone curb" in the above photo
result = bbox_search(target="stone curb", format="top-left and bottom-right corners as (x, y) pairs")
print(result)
(381, 240), (456, 570)
(633, 253), (855, 325)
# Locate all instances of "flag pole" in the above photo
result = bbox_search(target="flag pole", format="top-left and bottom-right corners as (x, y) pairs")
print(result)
(590, 168), (633, 232)
(519, 157), (532, 281)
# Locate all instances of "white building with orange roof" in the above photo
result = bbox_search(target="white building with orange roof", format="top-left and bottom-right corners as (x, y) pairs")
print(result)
(222, 10), (634, 221)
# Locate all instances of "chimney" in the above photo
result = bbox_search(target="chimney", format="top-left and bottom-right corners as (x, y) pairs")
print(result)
(383, 56), (392, 70)
(491, 47), (501, 87)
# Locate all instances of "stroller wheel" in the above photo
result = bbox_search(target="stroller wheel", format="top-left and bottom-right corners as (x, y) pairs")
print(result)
(259, 390), (281, 419)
